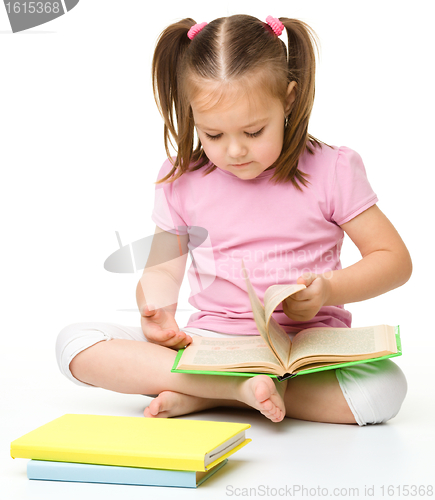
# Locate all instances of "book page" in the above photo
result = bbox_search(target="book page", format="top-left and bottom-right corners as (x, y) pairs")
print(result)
(240, 260), (274, 351)
(241, 259), (293, 367)
(264, 283), (306, 323)
(263, 283), (306, 366)
(289, 325), (397, 368)
(177, 336), (282, 370)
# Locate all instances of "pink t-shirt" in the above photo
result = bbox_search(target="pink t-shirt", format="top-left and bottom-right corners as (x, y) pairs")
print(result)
(152, 144), (378, 337)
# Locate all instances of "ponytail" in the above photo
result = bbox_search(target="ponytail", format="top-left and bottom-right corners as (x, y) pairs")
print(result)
(271, 18), (325, 189)
(152, 18), (197, 183)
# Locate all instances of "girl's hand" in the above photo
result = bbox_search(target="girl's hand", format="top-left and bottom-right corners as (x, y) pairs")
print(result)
(282, 274), (331, 322)
(140, 305), (192, 350)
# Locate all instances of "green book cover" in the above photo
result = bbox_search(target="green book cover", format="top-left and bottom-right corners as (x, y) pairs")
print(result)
(171, 326), (402, 382)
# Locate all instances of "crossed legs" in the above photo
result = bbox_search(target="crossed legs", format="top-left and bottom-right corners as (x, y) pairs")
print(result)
(69, 339), (356, 424)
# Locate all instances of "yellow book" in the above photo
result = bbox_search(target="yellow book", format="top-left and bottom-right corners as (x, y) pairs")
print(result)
(10, 414), (251, 472)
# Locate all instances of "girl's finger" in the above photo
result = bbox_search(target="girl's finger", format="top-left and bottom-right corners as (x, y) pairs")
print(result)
(165, 331), (192, 349)
(289, 290), (310, 302)
(297, 274), (318, 287)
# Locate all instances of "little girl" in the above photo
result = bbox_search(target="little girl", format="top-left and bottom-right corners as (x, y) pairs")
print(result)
(56, 15), (411, 425)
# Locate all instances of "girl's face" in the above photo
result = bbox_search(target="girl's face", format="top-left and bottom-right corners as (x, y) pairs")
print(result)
(192, 83), (296, 181)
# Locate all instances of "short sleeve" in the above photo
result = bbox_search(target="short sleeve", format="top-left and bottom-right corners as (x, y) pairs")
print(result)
(151, 158), (189, 235)
(329, 146), (378, 225)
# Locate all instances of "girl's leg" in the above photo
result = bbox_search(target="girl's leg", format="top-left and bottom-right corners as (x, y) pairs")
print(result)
(71, 339), (286, 422)
(144, 391), (251, 418)
(58, 323), (286, 422)
(56, 322), (150, 388)
(146, 360), (407, 426)
(58, 324), (406, 425)
(145, 371), (354, 422)
(283, 370), (356, 424)
(334, 359), (407, 425)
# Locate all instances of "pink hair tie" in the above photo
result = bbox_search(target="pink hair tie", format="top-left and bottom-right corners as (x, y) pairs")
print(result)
(187, 22), (208, 40)
(266, 15), (284, 36)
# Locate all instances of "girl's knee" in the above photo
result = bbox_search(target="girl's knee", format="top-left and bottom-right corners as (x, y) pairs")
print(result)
(55, 322), (109, 387)
(336, 360), (407, 426)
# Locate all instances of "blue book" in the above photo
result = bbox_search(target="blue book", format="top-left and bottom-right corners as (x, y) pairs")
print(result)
(27, 459), (228, 488)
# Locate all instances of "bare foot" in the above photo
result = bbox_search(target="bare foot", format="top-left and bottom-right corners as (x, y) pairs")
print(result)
(143, 376), (286, 422)
(238, 376), (287, 423)
(144, 391), (220, 418)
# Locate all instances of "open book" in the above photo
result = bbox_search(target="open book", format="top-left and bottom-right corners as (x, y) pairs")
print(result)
(172, 261), (402, 381)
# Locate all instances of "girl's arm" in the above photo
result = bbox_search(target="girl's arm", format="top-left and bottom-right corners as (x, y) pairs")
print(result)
(325, 204), (412, 305)
(283, 205), (412, 321)
(136, 225), (190, 348)
(136, 225), (189, 313)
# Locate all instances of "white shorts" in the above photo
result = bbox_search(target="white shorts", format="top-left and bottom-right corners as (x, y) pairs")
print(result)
(56, 322), (407, 426)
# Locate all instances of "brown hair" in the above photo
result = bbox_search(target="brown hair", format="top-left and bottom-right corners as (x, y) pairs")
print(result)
(152, 15), (329, 189)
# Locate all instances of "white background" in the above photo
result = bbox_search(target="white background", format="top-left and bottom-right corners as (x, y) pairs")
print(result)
(1, 1), (434, 499)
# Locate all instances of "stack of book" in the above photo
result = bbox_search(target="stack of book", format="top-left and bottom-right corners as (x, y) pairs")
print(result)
(10, 414), (251, 488)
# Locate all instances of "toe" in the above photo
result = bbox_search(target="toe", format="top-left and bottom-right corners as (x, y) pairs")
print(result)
(147, 397), (164, 416)
(143, 407), (153, 418)
(254, 377), (275, 403)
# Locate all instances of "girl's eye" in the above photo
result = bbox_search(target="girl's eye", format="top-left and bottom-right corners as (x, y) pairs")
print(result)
(204, 128), (264, 140)
(205, 133), (222, 141)
(246, 128), (264, 138)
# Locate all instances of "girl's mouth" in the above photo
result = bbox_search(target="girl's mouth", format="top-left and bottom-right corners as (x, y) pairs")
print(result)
(231, 162), (252, 168)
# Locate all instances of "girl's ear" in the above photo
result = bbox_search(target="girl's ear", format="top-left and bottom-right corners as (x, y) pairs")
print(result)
(284, 81), (297, 114)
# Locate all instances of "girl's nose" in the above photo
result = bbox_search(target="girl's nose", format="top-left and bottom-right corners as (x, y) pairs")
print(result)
(227, 138), (248, 160)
